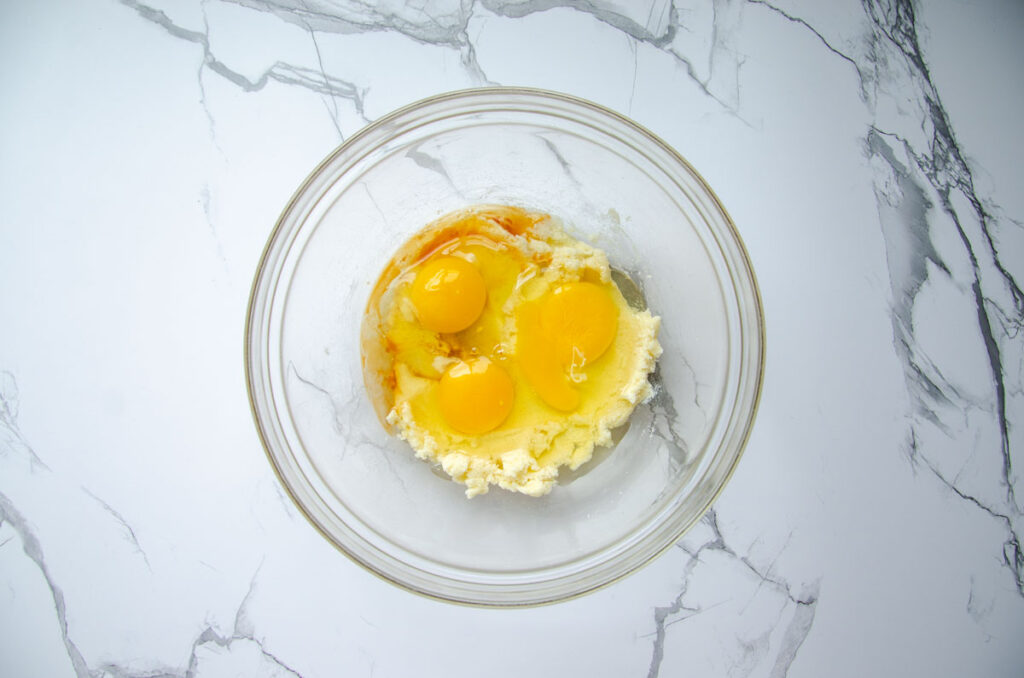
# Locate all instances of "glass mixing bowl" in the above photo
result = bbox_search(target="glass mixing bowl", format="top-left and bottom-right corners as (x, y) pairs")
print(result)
(245, 88), (764, 606)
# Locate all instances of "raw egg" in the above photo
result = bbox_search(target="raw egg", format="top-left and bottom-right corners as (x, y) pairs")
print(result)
(361, 205), (662, 497)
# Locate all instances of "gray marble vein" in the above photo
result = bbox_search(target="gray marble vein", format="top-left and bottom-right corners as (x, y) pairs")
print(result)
(481, 0), (670, 41)
(172, 569), (305, 678)
(0, 372), (298, 678)
(748, 0), (863, 81)
(305, 24), (347, 140)
(287, 363), (410, 493)
(0, 375), (130, 677)
(81, 488), (152, 570)
(0, 377), (85, 674)
(861, 0), (1023, 594)
(405, 143), (461, 194)
(536, 136), (582, 190)
(649, 510), (820, 677)
(145, 564), (307, 678)
(226, 0), (470, 45)
(768, 593), (818, 678)
(225, 0), (494, 84)
(195, 0), (225, 150)
(645, 362), (693, 469)
(904, 428), (1024, 594)
(646, 539), (706, 678)
(0, 371), (49, 472)
(223, 0), (671, 48)
(287, 362), (372, 448)
(459, 5), (496, 86)
(215, 0), (753, 117)
(120, 0), (369, 127)
(0, 494), (91, 677)
(664, 1), (748, 119)
(742, 0), (1023, 599)
(199, 184), (232, 275)
(528, 0), (750, 117)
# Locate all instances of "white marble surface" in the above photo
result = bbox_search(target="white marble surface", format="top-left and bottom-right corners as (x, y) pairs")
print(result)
(2, 0), (1023, 675)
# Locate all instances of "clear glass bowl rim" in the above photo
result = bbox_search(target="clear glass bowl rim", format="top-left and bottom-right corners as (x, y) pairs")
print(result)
(244, 86), (766, 607)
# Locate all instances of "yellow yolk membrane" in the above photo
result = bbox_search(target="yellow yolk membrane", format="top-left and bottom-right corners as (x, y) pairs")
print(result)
(439, 357), (514, 435)
(361, 205), (662, 498)
(520, 281), (619, 412)
(410, 256), (487, 334)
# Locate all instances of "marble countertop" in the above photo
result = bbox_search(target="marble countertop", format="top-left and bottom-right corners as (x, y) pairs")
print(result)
(2, 0), (1022, 675)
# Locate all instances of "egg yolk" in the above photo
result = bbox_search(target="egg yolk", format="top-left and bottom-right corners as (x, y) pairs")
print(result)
(541, 282), (618, 377)
(439, 357), (514, 434)
(410, 256), (487, 333)
(519, 282), (618, 411)
(517, 302), (580, 412)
